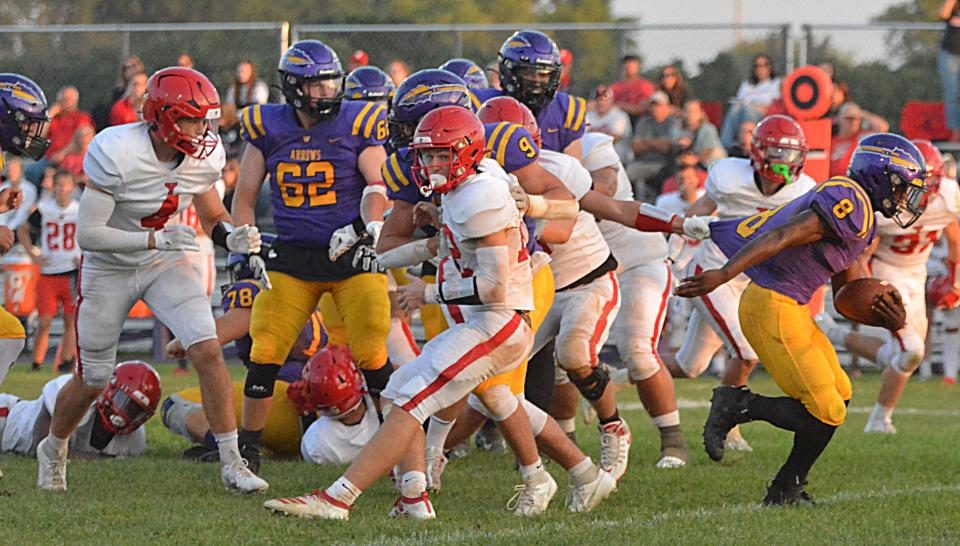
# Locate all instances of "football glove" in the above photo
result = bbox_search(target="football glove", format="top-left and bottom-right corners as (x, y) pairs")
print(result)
(154, 224), (200, 252)
(352, 244), (384, 273)
(225, 224), (262, 254)
(329, 223), (363, 261)
(248, 254), (272, 290)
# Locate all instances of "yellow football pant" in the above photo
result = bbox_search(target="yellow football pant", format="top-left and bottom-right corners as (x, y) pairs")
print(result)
(739, 283), (852, 426)
(177, 382), (303, 456)
(250, 271), (389, 370)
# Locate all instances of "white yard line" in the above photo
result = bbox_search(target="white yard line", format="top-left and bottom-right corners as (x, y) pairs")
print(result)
(372, 483), (960, 546)
(617, 400), (960, 417)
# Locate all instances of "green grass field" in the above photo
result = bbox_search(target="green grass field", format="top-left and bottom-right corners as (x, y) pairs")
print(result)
(1, 362), (958, 545)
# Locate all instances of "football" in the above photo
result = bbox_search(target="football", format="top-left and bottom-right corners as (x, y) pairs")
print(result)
(833, 278), (901, 327)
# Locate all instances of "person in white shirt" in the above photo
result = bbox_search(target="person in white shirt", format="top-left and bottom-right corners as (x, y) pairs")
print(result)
(587, 85), (633, 165)
(719, 54), (781, 148)
(0, 157), (38, 231)
(35, 67), (266, 494)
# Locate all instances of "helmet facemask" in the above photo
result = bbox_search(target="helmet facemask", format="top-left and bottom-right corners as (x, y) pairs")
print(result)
(501, 60), (560, 113)
(4, 103), (50, 160)
(283, 72), (344, 121)
(412, 140), (477, 197)
(885, 168), (928, 228)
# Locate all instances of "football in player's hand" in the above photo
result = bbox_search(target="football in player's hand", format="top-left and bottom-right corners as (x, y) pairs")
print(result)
(833, 278), (902, 327)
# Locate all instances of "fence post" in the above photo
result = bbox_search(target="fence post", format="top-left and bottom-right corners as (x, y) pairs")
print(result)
(454, 29), (463, 57)
(279, 21), (290, 56)
(800, 24), (811, 67)
(119, 30), (130, 62)
(781, 24), (792, 73)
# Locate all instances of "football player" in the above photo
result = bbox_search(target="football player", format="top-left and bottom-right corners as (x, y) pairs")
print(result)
(664, 115), (816, 451)
(439, 58), (489, 90)
(265, 107), (560, 520)
(677, 133), (922, 505)
(1, 361), (158, 459)
(344, 66), (395, 103)
(231, 40), (392, 476)
(18, 170), (80, 372)
(37, 67), (267, 493)
(817, 140), (960, 433)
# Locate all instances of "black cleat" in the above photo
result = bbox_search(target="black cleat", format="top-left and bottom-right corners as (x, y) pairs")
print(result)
(703, 385), (754, 462)
(182, 445), (217, 462)
(238, 429), (263, 473)
(475, 423), (507, 454)
(762, 478), (816, 507)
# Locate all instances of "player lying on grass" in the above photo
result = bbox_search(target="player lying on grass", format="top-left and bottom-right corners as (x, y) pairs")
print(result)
(676, 133), (923, 505)
(1, 361), (158, 459)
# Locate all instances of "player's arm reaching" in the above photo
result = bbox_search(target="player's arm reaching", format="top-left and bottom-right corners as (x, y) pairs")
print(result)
(193, 186), (261, 255)
(357, 146), (389, 243)
(229, 144), (273, 287)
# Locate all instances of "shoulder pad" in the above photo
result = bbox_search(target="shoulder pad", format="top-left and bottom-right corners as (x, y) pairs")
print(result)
(560, 93), (588, 132)
(447, 172), (517, 238)
(238, 104), (270, 143)
(581, 133), (619, 172)
(348, 101), (388, 141)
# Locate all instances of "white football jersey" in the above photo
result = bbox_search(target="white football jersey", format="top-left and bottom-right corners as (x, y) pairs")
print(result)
(581, 134), (668, 270)
(82, 122), (226, 269)
(300, 395), (379, 465)
(0, 375), (146, 457)
(655, 189), (704, 217)
(37, 198), (81, 274)
(538, 149), (614, 288)
(705, 157), (816, 219)
(439, 158), (534, 311)
(873, 177), (960, 270)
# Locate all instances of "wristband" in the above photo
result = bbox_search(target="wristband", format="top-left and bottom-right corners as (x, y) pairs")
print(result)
(211, 221), (233, 249)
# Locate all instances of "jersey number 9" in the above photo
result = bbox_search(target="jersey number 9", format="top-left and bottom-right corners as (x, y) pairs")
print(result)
(277, 161), (337, 208)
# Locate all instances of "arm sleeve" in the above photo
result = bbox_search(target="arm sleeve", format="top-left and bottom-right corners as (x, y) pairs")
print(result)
(76, 188), (151, 252)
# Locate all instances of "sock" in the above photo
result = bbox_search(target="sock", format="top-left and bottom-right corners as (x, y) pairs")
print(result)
(944, 330), (960, 380)
(870, 403), (893, 422)
(652, 410), (680, 428)
(325, 476), (362, 506)
(386, 318), (419, 367)
(519, 459), (548, 484)
(659, 424), (686, 450)
(426, 416), (455, 453)
(775, 419), (837, 486)
(558, 417), (576, 434)
(399, 471), (426, 498)
(214, 430), (241, 465)
(45, 433), (68, 455)
(567, 457), (599, 486)
(523, 340), (557, 412)
(598, 410), (620, 426)
(746, 395), (815, 432)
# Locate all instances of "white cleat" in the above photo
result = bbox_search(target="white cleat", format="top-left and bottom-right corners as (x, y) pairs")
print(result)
(565, 469), (617, 513)
(815, 312), (849, 346)
(36, 437), (68, 492)
(507, 474), (558, 517)
(389, 492), (436, 520)
(264, 490), (350, 520)
(724, 425), (754, 452)
(599, 419), (632, 481)
(222, 459), (269, 494)
(864, 418), (897, 434)
(655, 455), (686, 469)
(425, 447), (448, 492)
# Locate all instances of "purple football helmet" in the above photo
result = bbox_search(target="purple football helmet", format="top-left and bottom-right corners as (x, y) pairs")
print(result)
(0, 73), (50, 160)
(345, 66), (395, 103)
(278, 40), (344, 120)
(439, 58), (489, 90)
(498, 30), (562, 113)
(388, 69), (471, 149)
(847, 133), (928, 228)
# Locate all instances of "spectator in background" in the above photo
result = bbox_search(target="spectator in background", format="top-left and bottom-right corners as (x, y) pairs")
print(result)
(628, 90), (679, 199)
(218, 104), (244, 159)
(941, 0), (960, 142)
(220, 158), (240, 212)
(559, 48), (573, 92)
(109, 71), (148, 126)
(727, 119), (756, 159)
(672, 99), (725, 167)
(111, 54), (144, 104)
(349, 50), (369, 71)
(659, 147), (707, 195)
(587, 84), (633, 164)
(0, 157), (38, 230)
(226, 60), (270, 109)
(612, 54), (656, 125)
(57, 124), (95, 182)
(387, 59), (411, 87)
(825, 77), (888, 133)
(719, 54), (780, 148)
(177, 53), (195, 69)
(656, 164), (706, 215)
(658, 65), (688, 113)
(485, 61), (501, 90)
(829, 102), (875, 177)
(45, 86), (95, 162)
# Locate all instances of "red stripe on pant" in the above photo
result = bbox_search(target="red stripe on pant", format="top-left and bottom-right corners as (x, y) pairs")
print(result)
(74, 257), (84, 379)
(695, 265), (745, 361)
(400, 320), (421, 356)
(650, 262), (672, 367)
(588, 271), (620, 366)
(401, 312), (522, 414)
(438, 257), (465, 325)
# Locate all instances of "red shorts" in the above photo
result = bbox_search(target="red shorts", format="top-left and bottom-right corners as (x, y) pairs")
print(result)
(37, 272), (77, 317)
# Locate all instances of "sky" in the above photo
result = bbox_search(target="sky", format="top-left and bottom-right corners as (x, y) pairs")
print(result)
(610, 0), (919, 71)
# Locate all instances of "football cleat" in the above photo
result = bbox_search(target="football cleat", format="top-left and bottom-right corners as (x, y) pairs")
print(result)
(507, 473), (558, 517)
(425, 447), (448, 492)
(389, 492), (436, 520)
(599, 419), (632, 480)
(655, 455), (686, 469)
(475, 423), (507, 454)
(238, 440), (262, 474)
(579, 397), (597, 425)
(944, 377), (957, 385)
(864, 417), (897, 434)
(264, 490), (350, 520)
(656, 427), (689, 469)
(724, 425), (754, 452)
(703, 385), (755, 462)
(565, 469), (617, 513)
(36, 437), (68, 492)
(447, 440), (470, 460)
(762, 478), (816, 507)
(222, 459), (269, 494)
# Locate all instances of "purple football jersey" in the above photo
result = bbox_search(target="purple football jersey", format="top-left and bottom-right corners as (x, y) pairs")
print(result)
(239, 100), (387, 247)
(710, 177), (877, 304)
(476, 90), (586, 153)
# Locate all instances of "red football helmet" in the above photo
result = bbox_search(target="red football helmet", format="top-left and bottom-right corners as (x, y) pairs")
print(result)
(912, 139), (944, 201)
(750, 114), (808, 185)
(477, 96), (541, 148)
(142, 67), (221, 160)
(301, 345), (364, 418)
(411, 105), (485, 196)
(95, 360), (161, 435)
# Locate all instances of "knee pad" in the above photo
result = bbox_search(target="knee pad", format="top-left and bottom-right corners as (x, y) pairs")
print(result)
(625, 348), (662, 382)
(161, 394), (202, 440)
(891, 331), (925, 375)
(476, 384), (519, 422)
(244, 362), (281, 399)
(522, 398), (548, 436)
(569, 366), (610, 401)
(79, 355), (114, 389)
(362, 364), (394, 396)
